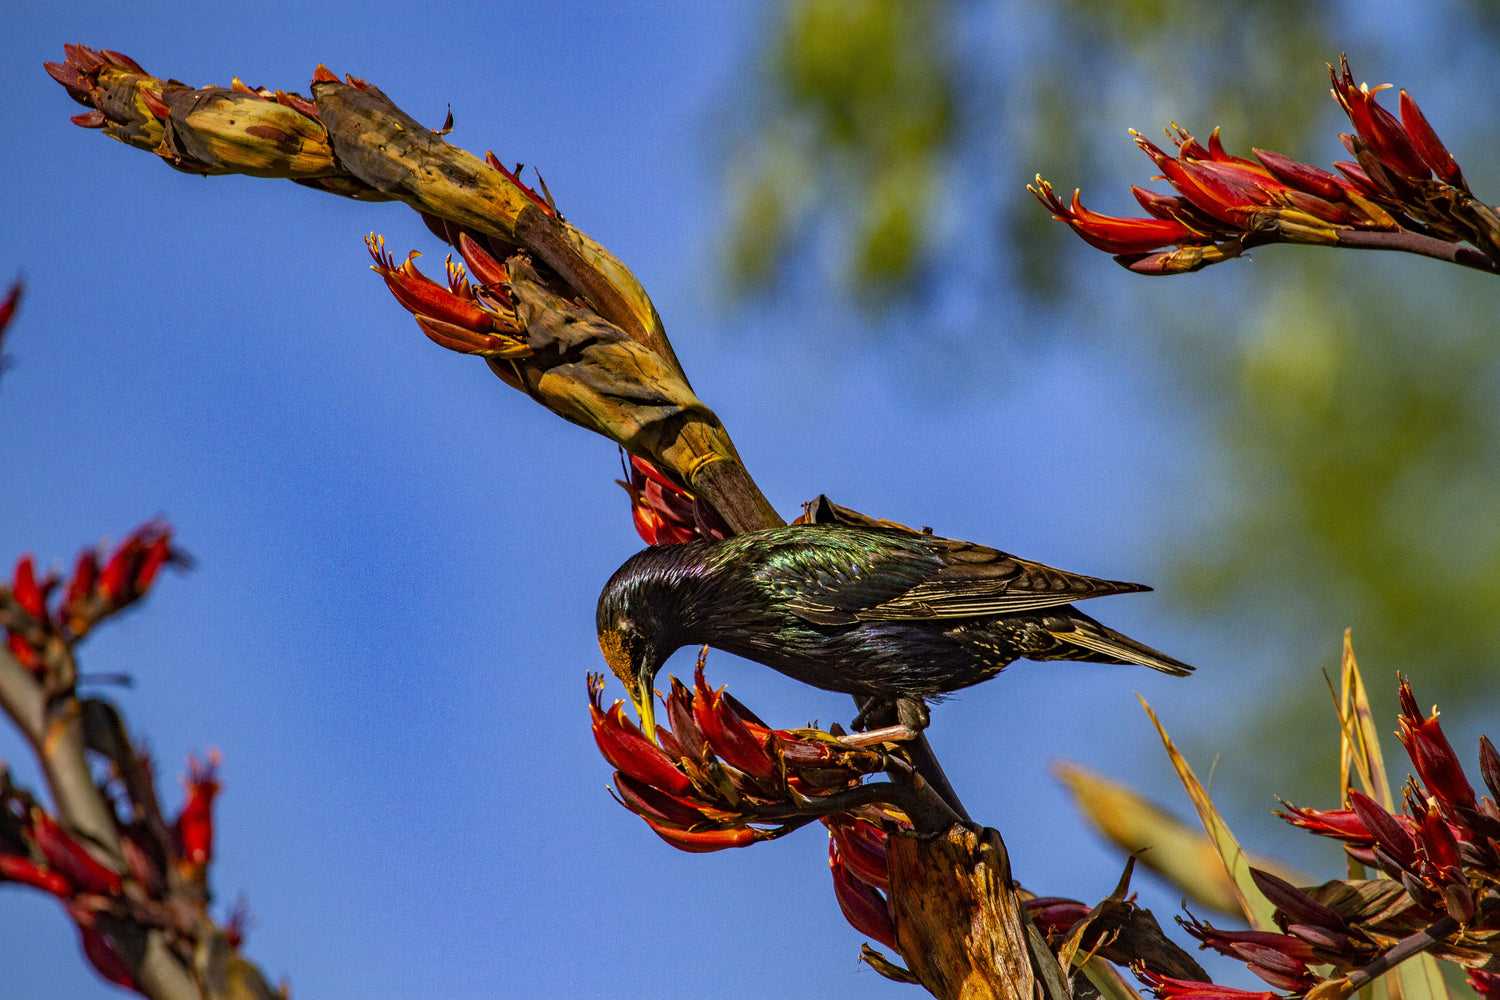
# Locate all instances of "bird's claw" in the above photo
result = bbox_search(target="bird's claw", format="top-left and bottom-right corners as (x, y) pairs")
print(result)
(895, 697), (930, 733)
(850, 696), (929, 734)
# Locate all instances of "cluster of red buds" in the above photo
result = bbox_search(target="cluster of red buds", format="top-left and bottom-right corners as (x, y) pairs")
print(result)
(2, 522), (183, 677)
(1274, 677), (1498, 946)
(0, 751), (227, 993)
(47, 44), (321, 133)
(1177, 894), (1357, 994)
(617, 452), (728, 547)
(589, 661), (911, 950)
(825, 813), (900, 951)
(44, 43), (342, 185)
(1033, 57), (1499, 275)
(1125, 676), (1498, 1000)
(366, 233), (526, 358)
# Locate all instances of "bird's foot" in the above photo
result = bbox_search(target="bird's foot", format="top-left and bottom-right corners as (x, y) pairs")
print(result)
(850, 700), (893, 732)
(895, 696), (930, 733)
(850, 696), (929, 734)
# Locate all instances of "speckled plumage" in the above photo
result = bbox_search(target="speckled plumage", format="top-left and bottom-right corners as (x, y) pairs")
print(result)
(596, 523), (1193, 706)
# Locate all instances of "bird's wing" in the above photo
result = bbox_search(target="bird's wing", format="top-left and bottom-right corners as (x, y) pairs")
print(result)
(855, 538), (1150, 621)
(756, 531), (946, 626)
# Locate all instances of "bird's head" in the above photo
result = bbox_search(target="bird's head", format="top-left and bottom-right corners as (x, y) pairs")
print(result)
(598, 543), (712, 739)
(596, 613), (663, 739)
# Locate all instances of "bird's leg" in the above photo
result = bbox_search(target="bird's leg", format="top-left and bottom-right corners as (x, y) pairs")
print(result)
(849, 698), (896, 732)
(851, 693), (971, 824)
(894, 696), (930, 733)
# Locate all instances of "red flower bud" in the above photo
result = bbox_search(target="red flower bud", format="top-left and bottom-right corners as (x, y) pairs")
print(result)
(1416, 803), (1462, 875)
(455, 232), (511, 289)
(589, 688), (694, 797)
(828, 838), (898, 951)
(611, 772), (709, 830)
(1398, 90), (1464, 187)
(174, 751), (221, 871)
(31, 809), (122, 896)
(97, 540), (136, 605)
(1032, 178), (1199, 254)
(80, 927), (137, 990)
(1249, 867), (1347, 932)
(1480, 736), (1500, 803)
(693, 669), (777, 783)
(1025, 897), (1092, 936)
(1397, 676), (1476, 815)
(0, 855), (72, 896)
(644, 821), (759, 853)
(665, 676), (708, 762)
(1469, 971), (1500, 1000)
(1277, 800), (1374, 844)
(1136, 968), (1280, 1000)
(1330, 61), (1429, 182)
(0, 281), (21, 335)
(7, 632), (39, 671)
(827, 817), (890, 891)
(1252, 148), (1347, 201)
(12, 556), (48, 621)
(1348, 790), (1417, 870)
(63, 550), (98, 620)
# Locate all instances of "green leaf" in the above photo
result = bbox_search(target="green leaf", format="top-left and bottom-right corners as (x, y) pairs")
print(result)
(1139, 695), (1278, 930)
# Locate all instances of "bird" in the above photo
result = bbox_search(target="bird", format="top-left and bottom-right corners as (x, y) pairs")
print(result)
(596, 521), (1193, 738)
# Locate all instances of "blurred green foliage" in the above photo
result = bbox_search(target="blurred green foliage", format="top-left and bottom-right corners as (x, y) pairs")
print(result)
(722, 0), (1500, 808)
(724, 0), (953, 299)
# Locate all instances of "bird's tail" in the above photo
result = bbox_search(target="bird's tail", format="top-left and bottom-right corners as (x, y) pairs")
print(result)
(1047, 613), (1195, 676)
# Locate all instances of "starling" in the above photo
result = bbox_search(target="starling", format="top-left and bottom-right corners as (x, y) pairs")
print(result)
(597, 522), (1193, 736)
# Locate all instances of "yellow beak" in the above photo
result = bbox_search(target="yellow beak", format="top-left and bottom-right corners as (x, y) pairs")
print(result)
(630, 675), (657, 741)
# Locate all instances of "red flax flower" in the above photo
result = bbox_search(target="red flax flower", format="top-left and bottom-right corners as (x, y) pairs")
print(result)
(2, 744), (250, 994)
(1136, 968), (1281, 1000)
(174, 750), (223, 883)
(1178, 912), (1327, 991)
(1033, 57), (1499, 275)
(589, 659), (916, 949)
(589, 661), (904, 848)
(1266, 676), (1500, 976)
(0, 777), (138, 990)
(2, 522), (186, 676)
(366, 234), (528, 359)
(617, 452), (728, 546)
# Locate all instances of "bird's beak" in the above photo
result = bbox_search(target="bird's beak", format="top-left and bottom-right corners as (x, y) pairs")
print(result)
(598, 627), (658, 740)
(628, 668), (657, 741)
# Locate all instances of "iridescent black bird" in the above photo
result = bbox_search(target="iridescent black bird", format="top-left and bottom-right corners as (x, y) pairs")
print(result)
(597, 523), (1193, 737)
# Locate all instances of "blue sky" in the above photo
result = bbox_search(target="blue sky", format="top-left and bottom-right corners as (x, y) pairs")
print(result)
(0, 3), (1345, 997)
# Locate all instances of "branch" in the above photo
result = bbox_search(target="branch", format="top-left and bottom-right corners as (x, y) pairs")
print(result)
(1330, 228), (1500, 273)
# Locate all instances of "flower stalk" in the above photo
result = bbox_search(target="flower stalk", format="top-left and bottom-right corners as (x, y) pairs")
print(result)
(1033, 57), (1500, 276)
